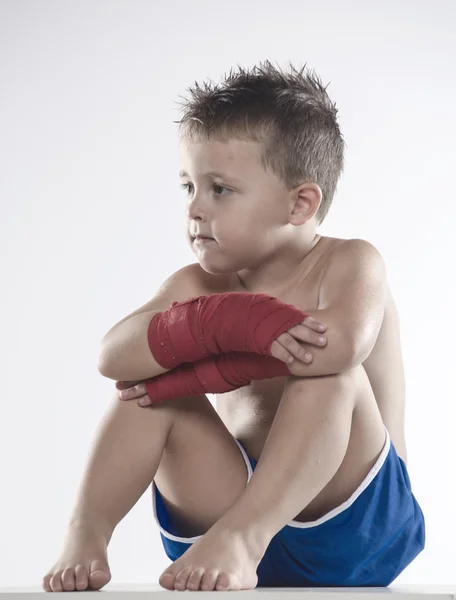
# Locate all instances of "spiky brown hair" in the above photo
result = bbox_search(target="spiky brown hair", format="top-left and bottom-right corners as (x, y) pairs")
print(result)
(174, 60), (346, 224)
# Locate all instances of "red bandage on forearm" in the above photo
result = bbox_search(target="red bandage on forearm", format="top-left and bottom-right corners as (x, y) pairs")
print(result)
(143, 351), (290, 405)
(147, 292), (308, 369)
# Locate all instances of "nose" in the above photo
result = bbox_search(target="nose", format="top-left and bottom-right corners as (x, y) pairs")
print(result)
(186, 192), (208, 221)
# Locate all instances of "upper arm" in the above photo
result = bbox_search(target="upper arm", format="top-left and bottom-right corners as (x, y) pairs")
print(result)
(318, 238), (387, 365)
(100, 262), (204, 343)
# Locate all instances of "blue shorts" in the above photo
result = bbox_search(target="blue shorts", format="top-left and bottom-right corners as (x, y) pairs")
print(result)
(151, 424), (425, 587)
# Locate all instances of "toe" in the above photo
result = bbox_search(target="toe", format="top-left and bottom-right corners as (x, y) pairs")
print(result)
(174, 566), (193, 591)
(61, 568), (76, 591)
(49, 572), (63, 592)
(158, 571), (175, 590)
(74, 564), (89, 590)
(186, 567), (205, 591)
(216, 571), (237, 591)
(89, 560), (111, 589)
(201, 569), (220, 591)
(42, 574), (52, 592)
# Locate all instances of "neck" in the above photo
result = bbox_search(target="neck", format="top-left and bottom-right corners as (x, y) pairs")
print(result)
(236, 230), (322, 295)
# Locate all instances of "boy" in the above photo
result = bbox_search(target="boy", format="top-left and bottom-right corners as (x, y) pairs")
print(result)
(42, 61), (425, 592)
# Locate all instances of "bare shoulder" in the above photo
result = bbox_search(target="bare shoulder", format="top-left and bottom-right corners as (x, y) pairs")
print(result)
(325, 237), (384, 263)
(103, 263), (224, 335)
(150, 262), (205, 299)
(321, 238), (386, 282)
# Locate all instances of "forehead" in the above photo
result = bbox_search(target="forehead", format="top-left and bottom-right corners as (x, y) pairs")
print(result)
(178, 137), (263, 179)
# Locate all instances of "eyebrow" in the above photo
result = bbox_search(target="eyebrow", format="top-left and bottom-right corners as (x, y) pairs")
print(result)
(179, 169), (242, 182)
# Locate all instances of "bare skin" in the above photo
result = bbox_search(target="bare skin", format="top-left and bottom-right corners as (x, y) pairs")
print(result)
(43, 522), (111, 592)
(43, 138), (408, 591)
(43, 241), (403, 592)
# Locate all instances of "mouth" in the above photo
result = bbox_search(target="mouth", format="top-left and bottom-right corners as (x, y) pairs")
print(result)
(193, 234), (214, 240)
(193, 235), (215, 244)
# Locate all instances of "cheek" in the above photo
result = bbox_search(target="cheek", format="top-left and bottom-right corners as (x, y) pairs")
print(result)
(222, 220), (254, 246)
(217, 203), (275, 247)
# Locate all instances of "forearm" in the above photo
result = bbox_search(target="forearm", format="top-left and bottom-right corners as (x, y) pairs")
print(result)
(97, 291), (305, 380)
(96, 302), (374, 381)
(290, 308), (375, 377)
(143, 352), (290, 405)
(97, 311), (170, 381)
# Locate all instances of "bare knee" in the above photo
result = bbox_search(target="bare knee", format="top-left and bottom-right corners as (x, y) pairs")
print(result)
(110, 387), (207, 416)
(327, 365), (373, 411)
(333, 365), (365, 388)
(284, 366), (365, 407)
(108, 387), (179, 441)
(163, 393), (221, 453)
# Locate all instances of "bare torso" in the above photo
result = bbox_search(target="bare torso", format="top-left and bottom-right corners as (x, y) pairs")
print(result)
(190, 235), (407, 521)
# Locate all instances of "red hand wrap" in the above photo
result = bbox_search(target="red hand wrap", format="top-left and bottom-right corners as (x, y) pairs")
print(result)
(144, 352), (290, 405)
(147, 292), (309, 369)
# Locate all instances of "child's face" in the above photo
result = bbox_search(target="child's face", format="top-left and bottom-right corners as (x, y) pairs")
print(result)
(178, 135), (291, 274)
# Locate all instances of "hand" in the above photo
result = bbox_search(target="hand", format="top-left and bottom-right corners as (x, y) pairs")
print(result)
(116, 380), (151, 407)
(269, 315), (327, 365)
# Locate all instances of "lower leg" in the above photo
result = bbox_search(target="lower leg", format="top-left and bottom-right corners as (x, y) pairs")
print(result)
(43, 392), (177, 592)
(156, 369), (363, 592)
(69, 392), (176, 539)
(211, 369), (361, 551)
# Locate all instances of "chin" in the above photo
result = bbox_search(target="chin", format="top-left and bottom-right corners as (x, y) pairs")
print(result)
(197, 262), (232, 275)
(191, 253), (230, 274)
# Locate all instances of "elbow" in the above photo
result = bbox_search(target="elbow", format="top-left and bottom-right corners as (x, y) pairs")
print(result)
(338, 341), (359, 371)
(97, 342), (122, 380)
(342, 329), (378, 370)
(97, 353), (116, 380)
(342, 346), (365, 371)
(97, 338), (131, 380)
(336, 328), (367, 371)
(97, 336), (113, 376)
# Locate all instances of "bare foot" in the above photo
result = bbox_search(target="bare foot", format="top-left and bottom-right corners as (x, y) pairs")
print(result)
(42, 523), (112, 592)
(158, 528), (261, 591)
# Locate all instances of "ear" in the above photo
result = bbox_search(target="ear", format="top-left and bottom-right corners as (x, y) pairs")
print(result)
(288, 183), (322, 226)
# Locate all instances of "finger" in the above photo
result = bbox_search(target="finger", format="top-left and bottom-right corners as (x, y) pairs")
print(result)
(286, 324), (327, 347)
(116, 380), (143, 390)
(119, 383), (147, 399)
(119, 387), (135, 399)
(301, 316), (327, 332)
(276, 333), (313, 363)
(138, 395), (152, 407)
(270, 340), (294, 364)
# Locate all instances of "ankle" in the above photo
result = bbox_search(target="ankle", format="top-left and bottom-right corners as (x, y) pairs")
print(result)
(68, 515), (114, 544)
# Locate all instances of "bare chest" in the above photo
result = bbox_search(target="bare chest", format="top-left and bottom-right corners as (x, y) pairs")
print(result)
(206, 256), (329, 460)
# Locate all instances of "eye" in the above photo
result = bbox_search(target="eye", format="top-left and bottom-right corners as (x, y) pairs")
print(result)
(180, 183), (231, 196)
(180, 183), (193, 195)
(213, 184), (230, 196)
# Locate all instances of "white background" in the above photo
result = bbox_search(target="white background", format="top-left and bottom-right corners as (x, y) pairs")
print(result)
(1, 0), (455, 588)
